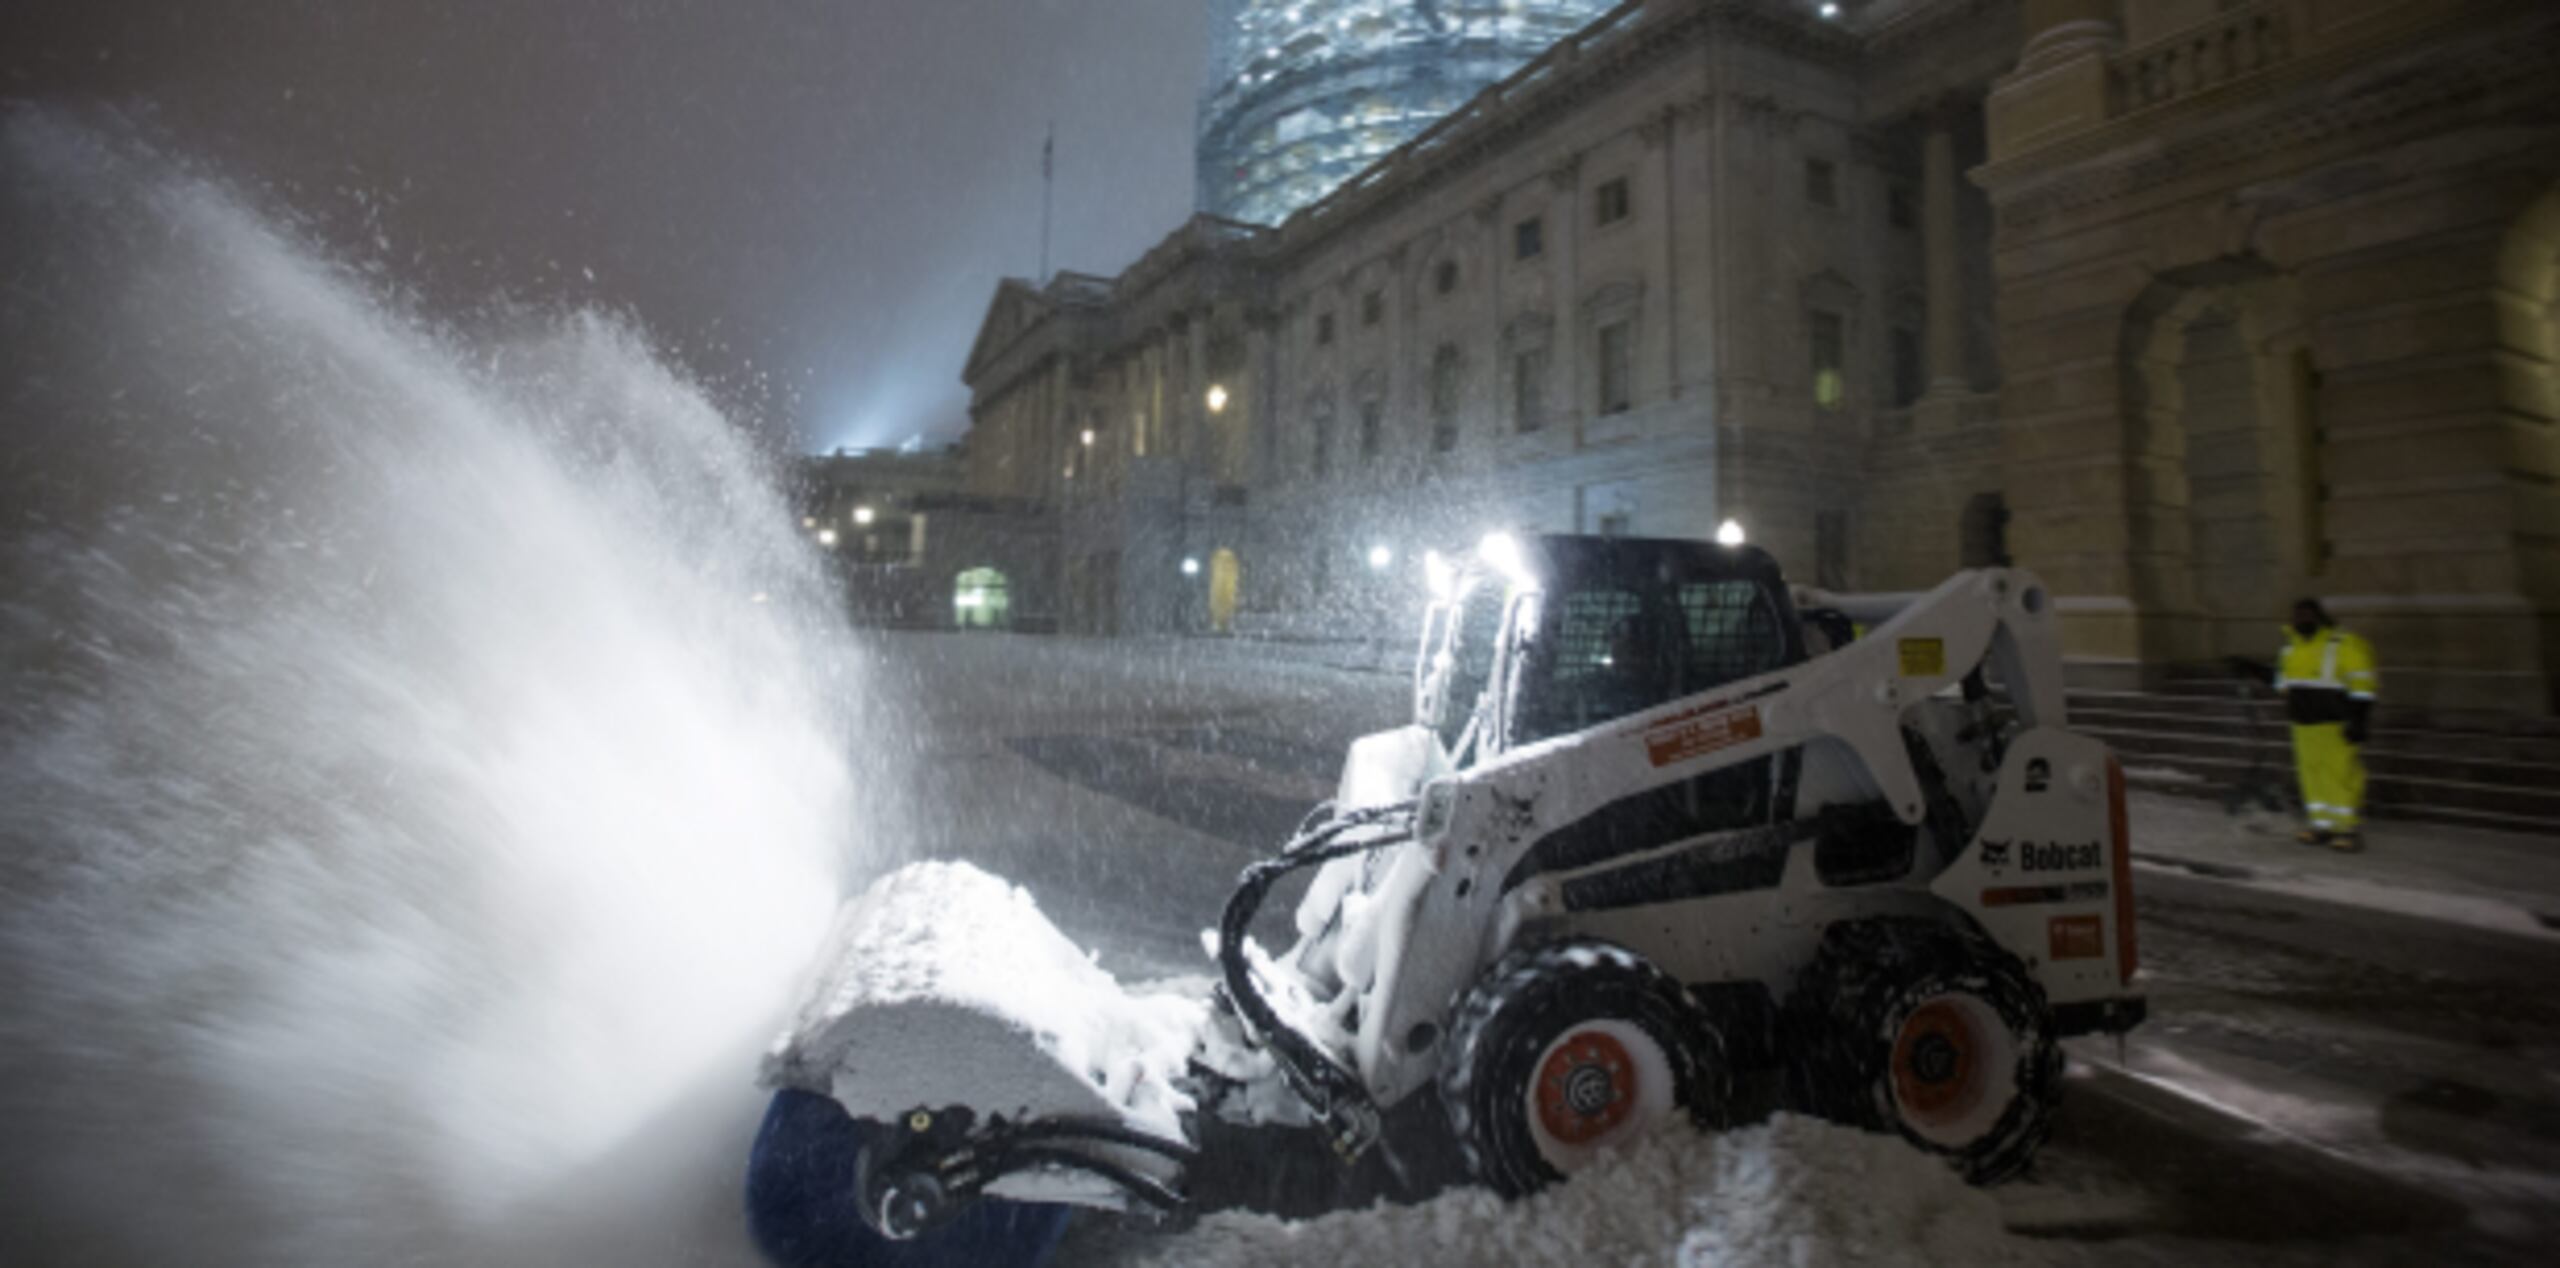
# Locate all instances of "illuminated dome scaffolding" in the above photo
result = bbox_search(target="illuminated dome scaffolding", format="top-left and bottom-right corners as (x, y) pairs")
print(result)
(1200, 0), (1619, 226)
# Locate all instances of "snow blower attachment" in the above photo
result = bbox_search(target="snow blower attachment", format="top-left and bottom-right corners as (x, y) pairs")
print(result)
(764, 534), (2147, 1237)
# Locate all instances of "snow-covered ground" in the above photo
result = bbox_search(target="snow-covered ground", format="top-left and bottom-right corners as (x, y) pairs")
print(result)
(2124, 791), (2560, 942)
(1137, 1116), (2032, 1268)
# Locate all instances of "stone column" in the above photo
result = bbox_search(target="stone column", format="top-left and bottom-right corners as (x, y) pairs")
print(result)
(1921, 106), (1966, 394)
(1548, 155), (1583, 434)
(1182, 311), (1206, 467)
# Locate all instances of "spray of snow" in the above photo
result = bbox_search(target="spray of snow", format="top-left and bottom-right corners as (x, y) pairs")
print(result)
(0, 111), (856, 1263)
(1143, 1115), (2041, 1267)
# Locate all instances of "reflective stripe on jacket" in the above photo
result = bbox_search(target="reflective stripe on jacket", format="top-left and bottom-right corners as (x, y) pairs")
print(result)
(2276, 626), (2377, 725)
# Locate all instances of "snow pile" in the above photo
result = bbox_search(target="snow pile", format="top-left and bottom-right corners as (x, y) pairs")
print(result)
(764, 860), (1207, 1140)
(1146, 1115), (2041, 1267)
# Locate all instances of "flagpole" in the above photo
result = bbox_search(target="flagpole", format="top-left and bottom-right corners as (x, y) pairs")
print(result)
(1039, 121), (1055, 285)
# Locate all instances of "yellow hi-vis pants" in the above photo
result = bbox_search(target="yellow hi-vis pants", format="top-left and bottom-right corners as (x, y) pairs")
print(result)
(2291, 721), (2366, 832)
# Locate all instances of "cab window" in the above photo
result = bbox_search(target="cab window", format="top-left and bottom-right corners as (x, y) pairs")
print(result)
(1676, 580), (1788, 686)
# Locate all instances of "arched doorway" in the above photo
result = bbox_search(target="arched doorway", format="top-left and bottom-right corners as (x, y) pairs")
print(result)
(954, 566), (1010, 630)
(2497, 181), (2560, 709)
(1208, 548), (1240, 634)
(2121, 262), (2317, 658)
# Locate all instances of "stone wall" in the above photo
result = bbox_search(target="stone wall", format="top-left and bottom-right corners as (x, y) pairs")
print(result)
(1981, 0), (2560, 711)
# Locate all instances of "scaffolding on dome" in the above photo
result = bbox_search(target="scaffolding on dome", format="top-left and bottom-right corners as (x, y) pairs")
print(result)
(1199, 0), (1619, 227)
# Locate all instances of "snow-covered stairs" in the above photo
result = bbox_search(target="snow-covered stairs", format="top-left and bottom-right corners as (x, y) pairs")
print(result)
(2067, 668), (2560, 837)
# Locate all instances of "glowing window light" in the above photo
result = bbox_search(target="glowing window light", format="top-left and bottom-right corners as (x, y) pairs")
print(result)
(1716, 519), (1746, 547)
(1206, 384), (1230, 413)
(852, 505), (875, 526)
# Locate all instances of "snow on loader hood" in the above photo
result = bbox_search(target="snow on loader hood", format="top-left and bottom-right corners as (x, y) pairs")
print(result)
(1136, 1113), (2038, 1268)
(761, 860), (1206, 1144)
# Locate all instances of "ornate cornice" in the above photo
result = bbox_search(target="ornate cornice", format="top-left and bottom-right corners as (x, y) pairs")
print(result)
(1859, 0), (2013, 60)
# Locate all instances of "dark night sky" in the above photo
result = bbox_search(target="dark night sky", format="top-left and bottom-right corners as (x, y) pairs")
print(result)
(1, 1), (1207, 451)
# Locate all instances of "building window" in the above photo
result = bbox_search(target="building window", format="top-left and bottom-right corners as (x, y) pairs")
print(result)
(1811, 310), (1845, 410)
(1435, 260), (1459, 295)
(1515, 217), (1543, 260)
(1430, 345), (1462, 452)
(1805, 158), (1838, 209)
(1597, 320), (1633, 415)
(1312, 545), (1331, 598)
(1596, 510), (1632, 538)
(1316, 311), (1335, 346)
(1594, 177), (1631, 226)
(1888, 184), (1915, 229)
(1361, 289), (1384, 326)
(1514, 348), (1548, 433)
(1312, 411), (1333, 479)
(1359, 399), (1382, 459)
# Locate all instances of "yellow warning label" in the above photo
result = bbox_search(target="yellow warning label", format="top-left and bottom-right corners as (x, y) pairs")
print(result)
(1897, 637), (1945, 677)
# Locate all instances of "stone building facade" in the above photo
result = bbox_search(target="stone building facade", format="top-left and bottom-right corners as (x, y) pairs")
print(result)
(957, 0), (2560, 715)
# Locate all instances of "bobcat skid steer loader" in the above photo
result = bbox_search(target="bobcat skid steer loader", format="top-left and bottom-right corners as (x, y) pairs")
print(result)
(760, 532), (2145, 1239)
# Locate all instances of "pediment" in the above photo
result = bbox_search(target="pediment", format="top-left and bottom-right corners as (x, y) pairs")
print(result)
(963, 280), (1050, 384)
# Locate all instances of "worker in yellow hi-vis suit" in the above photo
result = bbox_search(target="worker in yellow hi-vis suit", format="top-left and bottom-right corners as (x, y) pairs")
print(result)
(2274, 598), (2378, 851)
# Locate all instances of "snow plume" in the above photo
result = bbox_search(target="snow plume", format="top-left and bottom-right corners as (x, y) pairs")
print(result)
(0, 110), (859, 1263)
(1149, 1115), (2039, 1267)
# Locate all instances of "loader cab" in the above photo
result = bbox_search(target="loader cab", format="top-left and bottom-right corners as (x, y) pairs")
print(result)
(1416, 534), (1805, 767)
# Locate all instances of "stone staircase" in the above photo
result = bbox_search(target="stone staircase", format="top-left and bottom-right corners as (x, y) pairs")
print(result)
(2064, 666), (2560, 837)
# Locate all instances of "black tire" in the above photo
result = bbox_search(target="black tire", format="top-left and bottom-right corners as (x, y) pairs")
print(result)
(1439, 940), (1729, 1198)
(1790, 917), (2060, 1184)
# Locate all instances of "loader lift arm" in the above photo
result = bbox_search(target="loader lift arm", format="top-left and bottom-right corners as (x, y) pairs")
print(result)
(1213, 800), (1418, 1162)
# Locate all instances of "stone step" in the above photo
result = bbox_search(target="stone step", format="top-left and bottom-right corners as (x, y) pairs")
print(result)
(2116, 756), (2560, 837)
(2069, 706), (2560, 773)
(2030, 678), (2560, 760)
(2086, 724), (2560, 829)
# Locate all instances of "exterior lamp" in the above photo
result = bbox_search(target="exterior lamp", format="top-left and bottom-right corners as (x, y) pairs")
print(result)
(1181, 556), (1201, 577)
(1080, 428), (1095, 446)
(1366, 543), (1393, 571)
(817, 528), (839, 547)
(800, 516), (815, 529)
(1819, 3), (1841, 18)
(1205, 384), (1230, 413)
(853, 505), (875, 526)
(1478, 531), (1533, 588)
(1716, 518), (1747, 547)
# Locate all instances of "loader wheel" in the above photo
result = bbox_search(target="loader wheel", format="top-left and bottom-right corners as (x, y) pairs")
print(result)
(1791, 918), (2059, 1184)
(1440, 940), (1728, 1198)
